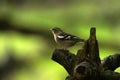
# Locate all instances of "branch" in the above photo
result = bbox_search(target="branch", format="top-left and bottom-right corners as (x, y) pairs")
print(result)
(52, 49), (76, 75)
(101, 53), (120, 71)
(51, 27), (120, 80)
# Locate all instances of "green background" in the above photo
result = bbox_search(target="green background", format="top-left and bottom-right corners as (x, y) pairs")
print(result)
(0, 0), (120, 80)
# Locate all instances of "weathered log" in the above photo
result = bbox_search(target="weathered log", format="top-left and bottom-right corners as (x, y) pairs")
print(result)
(101, 53), (120, 71)
(51, 27), (120, 80)
(52, 49), (76, 75)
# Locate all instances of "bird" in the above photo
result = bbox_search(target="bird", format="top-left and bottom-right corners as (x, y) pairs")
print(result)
(50, 27), (85, 50)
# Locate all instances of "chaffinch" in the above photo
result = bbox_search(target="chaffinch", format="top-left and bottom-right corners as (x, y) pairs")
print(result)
(50, 27), (85, 49)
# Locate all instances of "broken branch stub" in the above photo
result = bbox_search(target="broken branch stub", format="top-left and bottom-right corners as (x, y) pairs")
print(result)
(51, 27), (120, 80)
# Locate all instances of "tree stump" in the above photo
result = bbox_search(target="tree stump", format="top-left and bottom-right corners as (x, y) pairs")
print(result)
(51, 27), (120, 80)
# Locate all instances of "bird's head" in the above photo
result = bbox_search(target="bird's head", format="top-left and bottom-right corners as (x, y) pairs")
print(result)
(50, 27), (63, 34)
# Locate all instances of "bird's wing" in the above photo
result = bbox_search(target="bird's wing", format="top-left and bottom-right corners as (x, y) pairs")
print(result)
(58, 33), (84, 42)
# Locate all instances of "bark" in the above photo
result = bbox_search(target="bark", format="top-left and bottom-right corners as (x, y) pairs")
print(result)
(51, 27), (120, 80)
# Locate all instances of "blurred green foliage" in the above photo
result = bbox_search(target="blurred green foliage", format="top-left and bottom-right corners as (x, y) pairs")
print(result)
(0, 0), (120, 80)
